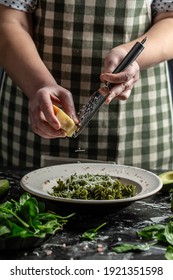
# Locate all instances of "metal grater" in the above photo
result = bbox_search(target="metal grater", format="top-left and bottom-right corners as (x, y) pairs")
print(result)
(72, 37), (147, 138)
(72, 91), (107, 138)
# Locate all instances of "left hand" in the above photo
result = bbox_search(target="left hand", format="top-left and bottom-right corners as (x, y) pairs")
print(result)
(100, 47), (140, 103)
(28, 85), (78, 138)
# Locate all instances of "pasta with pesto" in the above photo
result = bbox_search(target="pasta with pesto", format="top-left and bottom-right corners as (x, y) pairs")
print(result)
(48, 173), (136, 200)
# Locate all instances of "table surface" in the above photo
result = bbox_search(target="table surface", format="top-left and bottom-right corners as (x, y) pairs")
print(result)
(0, 168), (172, 260)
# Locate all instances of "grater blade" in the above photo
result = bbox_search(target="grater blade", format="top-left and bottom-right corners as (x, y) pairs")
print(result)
(72, 89), (108, 138)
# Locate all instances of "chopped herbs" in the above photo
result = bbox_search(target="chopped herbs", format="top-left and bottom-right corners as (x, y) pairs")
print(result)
(49, 173), (136, 200)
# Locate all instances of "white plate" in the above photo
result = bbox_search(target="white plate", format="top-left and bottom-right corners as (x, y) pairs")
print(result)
(20, 163), (162, 205)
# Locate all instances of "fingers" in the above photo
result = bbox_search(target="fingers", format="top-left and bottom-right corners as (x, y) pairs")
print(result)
(29, 106), (67, 138)
(102, 45), (140, 102)
(100, 71), (132, 84)
(105, 83), (131, 103)
(40, 98), (61, 129)
(30, 89), (62, 132)
(28, 85), (78, 138)
(30, 120), (67, 138)
(100, 61), (140, 103)
(55, 88), (79, 123)
(107, 74), (139, 102)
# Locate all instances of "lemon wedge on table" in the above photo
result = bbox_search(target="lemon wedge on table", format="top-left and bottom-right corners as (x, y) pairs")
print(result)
(159, 171), (173, 192)
(0, 179), (10, 198)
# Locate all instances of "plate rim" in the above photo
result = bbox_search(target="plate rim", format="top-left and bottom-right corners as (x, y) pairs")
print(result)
(20, 163), (163, 205)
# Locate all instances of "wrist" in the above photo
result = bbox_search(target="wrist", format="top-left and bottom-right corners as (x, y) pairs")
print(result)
(22, 73), (58, 100)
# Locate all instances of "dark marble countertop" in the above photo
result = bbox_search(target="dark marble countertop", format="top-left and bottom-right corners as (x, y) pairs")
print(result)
(0, 168), (172, 260)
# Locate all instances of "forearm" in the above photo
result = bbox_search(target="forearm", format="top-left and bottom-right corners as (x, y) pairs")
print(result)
(0, 8), (57, 99)
(121, 12), (173, 69)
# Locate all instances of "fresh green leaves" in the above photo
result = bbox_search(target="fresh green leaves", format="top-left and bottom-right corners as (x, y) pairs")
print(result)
(165, 245), (173, 260)
(112, 243), (150, 253)
(0, 192), (74, 239)
(137, 224), (167, 242)
(81, 222), (106, 240)
(111, 189), (173, 259)
(165, 221), (173, 245)
(137, 219), (173, 247)
(112, 218), (173, 259)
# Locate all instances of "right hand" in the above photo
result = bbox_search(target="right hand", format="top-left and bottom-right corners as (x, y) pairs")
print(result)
(100, 46), (140, 103)
(28, 85), (78, 138)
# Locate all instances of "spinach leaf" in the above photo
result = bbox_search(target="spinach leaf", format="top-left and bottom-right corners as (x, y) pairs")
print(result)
(19, 192), (32, 205)
(165, 245), (173, 260)
(112, 243), (150, 253)
(0, 192), (74, 239)
(10, 223), (31, 238)
(1, 207), (30, 228)
(137, 224), (166, 243)
(113, 174), (173, 259)
(164, 221), (173, 246)
(0, 225), (11, 236)
(81, 222), (106, 241)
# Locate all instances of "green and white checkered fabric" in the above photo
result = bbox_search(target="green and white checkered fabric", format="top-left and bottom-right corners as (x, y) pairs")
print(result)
(0, 0), (173, 169)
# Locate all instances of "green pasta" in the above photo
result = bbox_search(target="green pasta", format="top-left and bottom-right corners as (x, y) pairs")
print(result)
(48, 173), (137, 200)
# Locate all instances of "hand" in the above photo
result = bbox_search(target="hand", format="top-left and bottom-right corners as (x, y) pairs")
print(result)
(28, 85), (78, 138)
(100, 47), (140, 103)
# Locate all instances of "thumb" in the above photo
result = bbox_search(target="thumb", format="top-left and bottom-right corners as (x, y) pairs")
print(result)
(59, 91), (79, 124)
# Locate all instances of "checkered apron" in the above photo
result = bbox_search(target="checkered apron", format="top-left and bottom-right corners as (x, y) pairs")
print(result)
(0, 0), (173, 169)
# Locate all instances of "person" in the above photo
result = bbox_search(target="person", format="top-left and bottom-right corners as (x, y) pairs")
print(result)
(0, 0), (173, 169)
